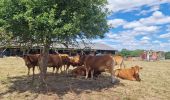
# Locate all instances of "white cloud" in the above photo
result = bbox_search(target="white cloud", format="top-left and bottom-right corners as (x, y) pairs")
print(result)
(139, 11), (170, 25)
(134, 26), (159, 32)
(107, 19), (126, 28)
(137, 5), (160, 16)
(123, 21), (143, 29)
(159, 33), (170, 38)
(141, 36), (151, 40)
(153, 40), (161, 43)
(106, 0), (170, 12)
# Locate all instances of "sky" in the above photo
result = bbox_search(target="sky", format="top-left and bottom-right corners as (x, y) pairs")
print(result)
(92, 0), (170, 51)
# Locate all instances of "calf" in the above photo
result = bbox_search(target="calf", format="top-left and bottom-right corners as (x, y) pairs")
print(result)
(115, 65), (142, 81)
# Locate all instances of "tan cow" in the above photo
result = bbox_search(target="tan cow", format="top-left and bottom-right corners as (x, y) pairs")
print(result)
(115, 65), (142, 81)
(59, 54), (70, 73)
(84, 54), (117, 84)
(112, 55), (125, 69)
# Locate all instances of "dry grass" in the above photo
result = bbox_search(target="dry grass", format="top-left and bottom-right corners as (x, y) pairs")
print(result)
(0, 57), (170, 100)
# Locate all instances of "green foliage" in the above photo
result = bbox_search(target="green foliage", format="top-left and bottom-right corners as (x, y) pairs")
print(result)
(119, 49), (131, 57)
(165, 52), (170, 59)
(0, 0), (109, 45)
(119, 49), (144, 57)
(0, 28), (12, 46)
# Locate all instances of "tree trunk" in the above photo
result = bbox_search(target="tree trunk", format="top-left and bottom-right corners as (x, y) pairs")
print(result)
(39, 44), (50, 84)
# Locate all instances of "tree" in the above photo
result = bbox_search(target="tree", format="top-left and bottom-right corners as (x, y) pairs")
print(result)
(119, 49), (131, 57)
(165, 52), (170, 59)
(0, 0), (109, 83)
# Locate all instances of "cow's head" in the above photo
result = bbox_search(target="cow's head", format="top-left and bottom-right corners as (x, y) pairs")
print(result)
(79, 54), (86, 65)
(22, 55), (31, 65)
(132, 65), (143, 81)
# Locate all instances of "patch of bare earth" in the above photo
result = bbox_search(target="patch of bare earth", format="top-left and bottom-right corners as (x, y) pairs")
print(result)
(0, 57), (170, 100)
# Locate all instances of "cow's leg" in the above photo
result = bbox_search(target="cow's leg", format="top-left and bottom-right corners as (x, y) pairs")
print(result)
(56, 67), (59, 74)
(90, 69), (94, 79)
(53, 67), (55, 75)
(32, 66), (35, 80)
(27, 67), (30, 76)
(85, 67), (90, 79)
(60, 66), (62, 73)
(37, 66), (40, 73)
(66, 64), (70, 74)
(63, 65), (66, 71)
(109, 66), (117, 84)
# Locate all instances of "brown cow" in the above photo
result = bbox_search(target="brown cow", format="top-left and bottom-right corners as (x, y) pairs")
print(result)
(113, 55), (125, 69)
(46, 54), (63, 74)
(114, 65), (142, 81)
(22, 54), (40, 80)
(84, 54), (117, 83)
(71, 66), (104, 78)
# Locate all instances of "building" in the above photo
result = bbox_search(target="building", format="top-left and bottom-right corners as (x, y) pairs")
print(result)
(0, 42), (118, 57)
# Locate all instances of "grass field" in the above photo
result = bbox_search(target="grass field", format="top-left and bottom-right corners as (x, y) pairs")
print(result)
(0, 57), (170, 100)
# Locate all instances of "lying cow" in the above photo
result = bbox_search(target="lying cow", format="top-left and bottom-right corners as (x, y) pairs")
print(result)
(84, 54), (117, 83)
(22, 54), (40, 80)
(71, 66), (104, 78)
(114, 65), (142, 81)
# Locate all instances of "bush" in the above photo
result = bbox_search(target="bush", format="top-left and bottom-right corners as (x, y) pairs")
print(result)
(165, 52), (170, 59)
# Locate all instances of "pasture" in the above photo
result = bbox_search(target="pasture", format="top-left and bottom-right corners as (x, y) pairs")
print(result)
(0, 57), (170, 100)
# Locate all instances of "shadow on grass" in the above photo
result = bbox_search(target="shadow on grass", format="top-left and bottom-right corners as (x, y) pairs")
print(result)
(0, 72), (123, 97)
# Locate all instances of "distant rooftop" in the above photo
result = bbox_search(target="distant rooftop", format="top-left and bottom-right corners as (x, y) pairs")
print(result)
(52, 42), (116, 51)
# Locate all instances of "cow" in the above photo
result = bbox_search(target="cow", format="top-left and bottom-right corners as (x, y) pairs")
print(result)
(71, 65), (104, 78)
(39, 54), (63, 74)
(69, 54), (82, 67)
(84, 54), (117, 84)
(22, 54), (40, 80)
(114, 65), (142, 81)
(59, 54), (70, 73)
(112, 55), (125, 69)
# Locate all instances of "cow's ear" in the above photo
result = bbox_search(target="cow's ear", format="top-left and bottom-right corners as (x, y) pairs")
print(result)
(140, 67), (143, 70)
(131, 67), (134, 69)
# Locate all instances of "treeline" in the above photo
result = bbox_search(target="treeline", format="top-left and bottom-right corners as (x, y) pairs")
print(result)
(118, 49), (144, 57)
(118, 49), (170, 59)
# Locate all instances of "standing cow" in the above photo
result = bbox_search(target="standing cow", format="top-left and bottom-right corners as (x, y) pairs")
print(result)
(84, 54), (117, 84)
(112, 55), (125, 69)
(22, 54), (40, 80)
(38, 54), (63, 75)
(59, 54), (70, 73)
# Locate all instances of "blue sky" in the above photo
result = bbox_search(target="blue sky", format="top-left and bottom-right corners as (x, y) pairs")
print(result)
(93, 0), (170, 51)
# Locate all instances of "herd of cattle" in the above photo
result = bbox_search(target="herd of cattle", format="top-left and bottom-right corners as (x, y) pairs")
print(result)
(22, 53), (142, 84)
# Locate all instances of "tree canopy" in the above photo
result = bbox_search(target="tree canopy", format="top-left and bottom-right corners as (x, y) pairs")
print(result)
(0, 0), (109, 46)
